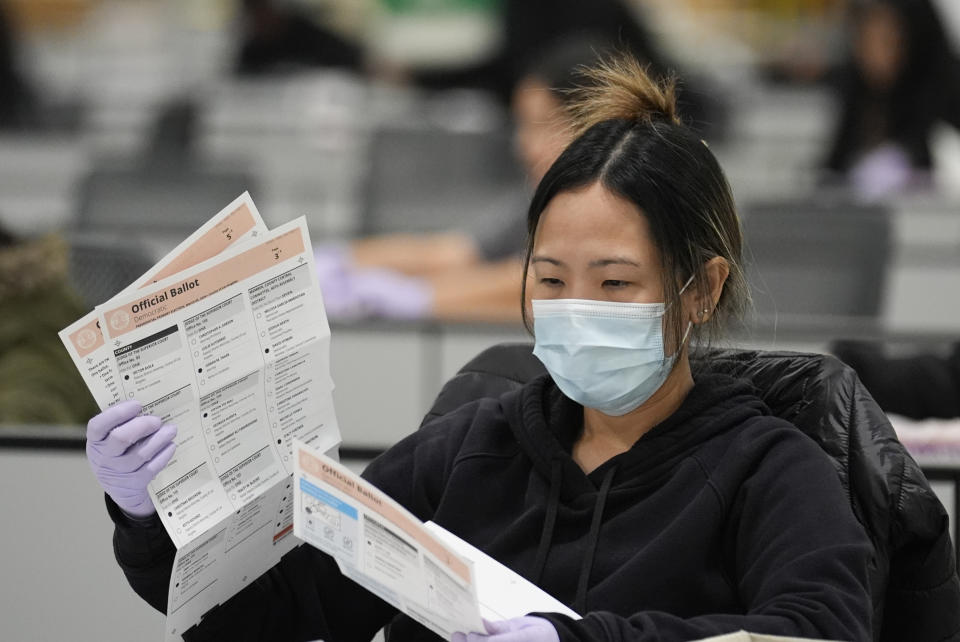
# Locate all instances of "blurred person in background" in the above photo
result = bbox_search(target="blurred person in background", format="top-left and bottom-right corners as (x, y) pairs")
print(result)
(236, 0), (365, 74)
(0, 225), (98, 424)
(315, 39), (605, 322)
(822, 0), (960, 198)
(412, 0), (727, 136)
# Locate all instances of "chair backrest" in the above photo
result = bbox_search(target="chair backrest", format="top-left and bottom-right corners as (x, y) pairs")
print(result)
(66, 235), (156, 310)
(359, 124), (523, 236)
(420, 342), (960, 641)
(74, 163), (256, 237)
(740, 198), (892, 321)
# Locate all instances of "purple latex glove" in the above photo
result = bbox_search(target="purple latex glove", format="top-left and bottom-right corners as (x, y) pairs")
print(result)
(313, 243), (351, 284)
(850, 143), (914, 200)
(314, 243), (433, 320)
(451, 617), (559, 642)
(314, 243), (357, 317)
(347, 266), (433, 319)
(86, 400), (177, 517)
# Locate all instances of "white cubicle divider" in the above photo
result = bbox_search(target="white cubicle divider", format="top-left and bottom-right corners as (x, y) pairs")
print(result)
(330, 323), (529, 450)
(0, 448), (166, 641)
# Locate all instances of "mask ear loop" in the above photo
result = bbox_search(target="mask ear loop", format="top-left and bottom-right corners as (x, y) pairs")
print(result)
(661, 275), (697, 358)
(677, 274), (697, 353)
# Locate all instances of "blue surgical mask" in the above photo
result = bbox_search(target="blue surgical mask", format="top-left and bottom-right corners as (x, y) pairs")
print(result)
(532, 298), (691, 416)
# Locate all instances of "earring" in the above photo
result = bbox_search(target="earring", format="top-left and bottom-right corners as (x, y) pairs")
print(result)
(698, 308), (709, 320)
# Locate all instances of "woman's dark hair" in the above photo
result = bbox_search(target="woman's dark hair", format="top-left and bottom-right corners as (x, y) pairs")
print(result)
(520, 54), (747, 350)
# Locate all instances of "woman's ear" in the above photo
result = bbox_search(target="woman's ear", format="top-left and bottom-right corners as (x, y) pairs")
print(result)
(684, 257), (730, 324)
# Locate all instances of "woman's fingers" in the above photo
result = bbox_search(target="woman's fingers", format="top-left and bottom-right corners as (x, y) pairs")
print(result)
(145, 442), (177, 477)
(135, 423), (177, 461)
(97, 415), (163, 457)
(86, 400), (142, 442)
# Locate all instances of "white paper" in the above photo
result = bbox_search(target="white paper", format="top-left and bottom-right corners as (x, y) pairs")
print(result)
(59, 192), (268, 409)
(59, 196), (345, 641)
(95, 217), (336, 547)
(164, 439), (341, 642)
(293, 441), (486, 639)
(423, 521), (580, 622)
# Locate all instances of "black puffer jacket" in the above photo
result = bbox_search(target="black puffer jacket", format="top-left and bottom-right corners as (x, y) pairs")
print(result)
(423, 345), (960, 642)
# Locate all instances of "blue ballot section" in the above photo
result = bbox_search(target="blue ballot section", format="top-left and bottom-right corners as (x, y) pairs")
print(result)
(301, 477), (360, 520)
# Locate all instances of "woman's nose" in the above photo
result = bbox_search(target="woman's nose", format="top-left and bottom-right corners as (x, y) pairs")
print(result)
(565, 279), (592, 301)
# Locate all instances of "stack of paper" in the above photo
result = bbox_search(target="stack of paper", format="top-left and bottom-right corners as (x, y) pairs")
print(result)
(60, 193), (342, 641)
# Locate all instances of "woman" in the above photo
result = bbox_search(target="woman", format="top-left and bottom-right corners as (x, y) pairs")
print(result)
(822, 0), (960, 198)
(317, 38), (597, 322)
(87, 55), (873, 641)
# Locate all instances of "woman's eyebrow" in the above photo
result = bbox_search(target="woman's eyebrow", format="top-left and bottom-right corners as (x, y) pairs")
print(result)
(588, 257), (643, 268)
(531, 256), (565, 267)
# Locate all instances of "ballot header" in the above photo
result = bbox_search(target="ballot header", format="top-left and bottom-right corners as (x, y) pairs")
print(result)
(143, 201), (258, 286)
(297, 448), (472, 584)
(103, 225), (306, 338)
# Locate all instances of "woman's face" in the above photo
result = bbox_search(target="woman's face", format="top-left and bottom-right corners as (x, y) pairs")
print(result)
(512, 77), (571, 185)
(855, 3), (906, 90)
(528, 182), (664, 304)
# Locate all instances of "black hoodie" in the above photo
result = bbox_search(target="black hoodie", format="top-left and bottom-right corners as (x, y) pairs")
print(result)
(111, 373), (873, 641)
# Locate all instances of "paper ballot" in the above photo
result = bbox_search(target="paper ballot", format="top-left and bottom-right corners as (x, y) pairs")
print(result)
(60, 192), (268, 409)
(293, 441), (581, 638)
(60, 194), (343, 641)
(293, 441), (485, 638)
(423, 522), (580, 622)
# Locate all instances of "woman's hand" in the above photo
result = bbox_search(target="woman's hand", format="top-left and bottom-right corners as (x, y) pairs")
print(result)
(86, 399), (177, 517)
(452, 616), (559, 642)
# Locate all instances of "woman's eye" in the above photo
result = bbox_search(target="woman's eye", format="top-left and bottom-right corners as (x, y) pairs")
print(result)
(540, 277), (564, 287)
(603, 279), (630, 288)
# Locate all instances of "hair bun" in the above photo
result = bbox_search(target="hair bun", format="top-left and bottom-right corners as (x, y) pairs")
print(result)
(566, 53), (681, 138)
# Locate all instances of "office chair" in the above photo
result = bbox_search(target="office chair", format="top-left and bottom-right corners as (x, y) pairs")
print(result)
(66, 234), (155, 310)
(359, 124), (524, 236)
(420, 342), (960, 642)
(73, 99), (257, 238)
(74, 164), (255, 237)
(740, 198), (892, 323)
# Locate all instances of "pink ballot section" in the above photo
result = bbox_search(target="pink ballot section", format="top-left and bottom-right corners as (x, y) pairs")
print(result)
(59, 192), (268, 410)
(68, 317), (105, 359)
(103, 226), (306, 338)
(146, 202), (258, 285)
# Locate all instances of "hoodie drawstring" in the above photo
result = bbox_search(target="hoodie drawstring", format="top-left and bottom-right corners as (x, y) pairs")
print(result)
(573, 465), (616, 614)
(532, 459), (562, 585)
(532, 460), (617, 614)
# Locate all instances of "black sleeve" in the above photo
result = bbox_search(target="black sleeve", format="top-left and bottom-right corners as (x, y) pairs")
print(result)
(534, 429), (873, 642)
(106, 495), (397, 641)
(106, 495), (178, 613)
(880, 462), (960, 641)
